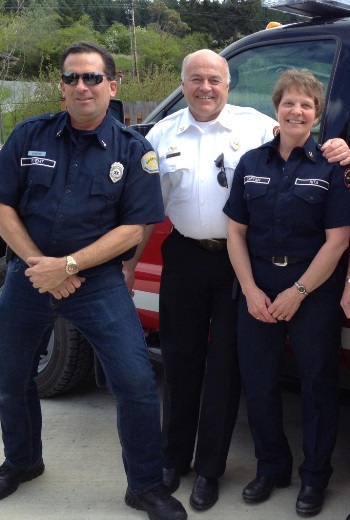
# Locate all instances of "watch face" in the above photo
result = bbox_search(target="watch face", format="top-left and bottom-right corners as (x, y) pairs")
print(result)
(67, 264), (78, 274)
(66, 256), (78, 275)
(295, 281), (307, 295)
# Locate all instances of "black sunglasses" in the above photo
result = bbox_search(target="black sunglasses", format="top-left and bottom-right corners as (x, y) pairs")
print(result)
(214, 153), (228, 188)
(61, 72), (110, 86)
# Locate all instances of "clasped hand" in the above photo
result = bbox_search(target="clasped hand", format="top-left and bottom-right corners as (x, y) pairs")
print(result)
(247, 285), (303, 322)
(25, 256), (85, 299)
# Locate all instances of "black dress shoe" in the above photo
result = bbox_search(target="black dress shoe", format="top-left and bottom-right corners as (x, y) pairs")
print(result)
(0, 459), (45, 500)
(242, 475), (291, 504)
(125, 484), (187, 520)
(163, 467), (190, 494)
(189, 475), (219, 511)
(296, 485), (325, 517)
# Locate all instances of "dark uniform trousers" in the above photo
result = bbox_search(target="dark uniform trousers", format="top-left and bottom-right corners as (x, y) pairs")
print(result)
(237, 257), (342, 489)
(160, 230), (241, 478)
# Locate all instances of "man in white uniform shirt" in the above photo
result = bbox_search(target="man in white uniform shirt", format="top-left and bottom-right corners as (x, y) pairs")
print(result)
(126, 49), (350, 511)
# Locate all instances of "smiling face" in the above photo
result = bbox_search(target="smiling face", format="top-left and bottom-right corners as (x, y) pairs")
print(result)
(276, 86), (318, 146)
(60, 52), (118, 130)
(181, 50), (229, 122)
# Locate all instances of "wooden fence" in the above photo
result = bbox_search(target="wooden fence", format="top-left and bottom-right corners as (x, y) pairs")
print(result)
(0, 100), (160, 144)
(122, 101), (159, 125)
(59, 99), (159, 125)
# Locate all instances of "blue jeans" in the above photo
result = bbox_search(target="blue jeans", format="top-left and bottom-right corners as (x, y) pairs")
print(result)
(0, 257), (163, 492)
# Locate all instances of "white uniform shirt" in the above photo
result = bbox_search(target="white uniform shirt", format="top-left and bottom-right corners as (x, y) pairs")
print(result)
(146, 104), (277, 239)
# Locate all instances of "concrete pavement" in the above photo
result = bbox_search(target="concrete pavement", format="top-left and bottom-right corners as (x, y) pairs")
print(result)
(1, 365), (349, 520)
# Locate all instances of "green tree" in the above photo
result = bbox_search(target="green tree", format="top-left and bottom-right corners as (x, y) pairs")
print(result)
(39, 16), (102, 71)
(102, 21), (131, 55)
(148, 0), (190, 40)
(132, 26), (183, 78)
(118, 62), (180, 102)
(1, 0), (59, 77)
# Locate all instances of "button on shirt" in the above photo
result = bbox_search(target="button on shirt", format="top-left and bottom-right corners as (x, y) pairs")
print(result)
(146, 104), (277, 239)
(223, 134), (350, 258)
(0, 111), (164, 261)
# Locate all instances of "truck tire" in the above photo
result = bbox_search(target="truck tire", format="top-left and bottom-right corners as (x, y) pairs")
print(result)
(0, 256), (6, 286)
(36, 318), (94, 398)
(0, 261), (94, 398)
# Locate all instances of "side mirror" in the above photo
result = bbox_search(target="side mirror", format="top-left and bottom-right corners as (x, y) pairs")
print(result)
(108, 98), (125, 123)
(130, 123), (155, 137)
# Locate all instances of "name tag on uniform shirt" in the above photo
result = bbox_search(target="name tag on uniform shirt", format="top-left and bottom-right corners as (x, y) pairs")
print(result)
(244, 175), (270, 184)
(295, 178), (329, 190)
(166, 152), (181, 158)
(28, 151), (46, 157)
(21, 157), (56, 168)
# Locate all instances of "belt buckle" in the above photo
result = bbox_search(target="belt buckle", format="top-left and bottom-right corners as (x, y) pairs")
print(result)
(272, 256), (288, 267)
(199, 239), (224, 252)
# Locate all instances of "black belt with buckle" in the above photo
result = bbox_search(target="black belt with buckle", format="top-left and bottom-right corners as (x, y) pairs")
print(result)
(197, 238), (227, 251)
(265, 256), (306, 267)
(173, 228), (227, 252)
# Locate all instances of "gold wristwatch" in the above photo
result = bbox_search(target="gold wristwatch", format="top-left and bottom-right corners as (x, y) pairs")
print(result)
(65, 255), (79, 275)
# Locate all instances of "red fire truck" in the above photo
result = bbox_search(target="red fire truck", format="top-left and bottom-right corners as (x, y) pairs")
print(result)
(1, 0), (350, 396)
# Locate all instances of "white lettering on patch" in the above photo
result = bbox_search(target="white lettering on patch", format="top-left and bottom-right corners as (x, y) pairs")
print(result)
(295, 178), (329, 190)
(28, 151), (46, 157)
(21, 158), (56, 168)
(244, 175), (270, 185)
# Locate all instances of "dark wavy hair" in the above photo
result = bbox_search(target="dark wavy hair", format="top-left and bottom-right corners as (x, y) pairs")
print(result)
(59, 41), (116, 80)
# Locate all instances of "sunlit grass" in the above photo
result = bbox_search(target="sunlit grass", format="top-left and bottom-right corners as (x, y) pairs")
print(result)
(0, 87), (12, 101)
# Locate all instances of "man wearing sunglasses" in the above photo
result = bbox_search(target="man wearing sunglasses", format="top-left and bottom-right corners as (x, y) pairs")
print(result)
(124, 48), (350, 512)
(0, 41), (187, 520)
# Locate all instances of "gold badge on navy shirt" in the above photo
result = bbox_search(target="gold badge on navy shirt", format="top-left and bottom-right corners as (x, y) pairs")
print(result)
(344, 168), (350, 188)
(141, 151), (159, 174)
(109, 162), (124, 183)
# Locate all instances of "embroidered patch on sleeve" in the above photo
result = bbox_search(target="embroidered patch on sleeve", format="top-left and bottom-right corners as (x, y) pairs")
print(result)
(141, 151), (159, 174)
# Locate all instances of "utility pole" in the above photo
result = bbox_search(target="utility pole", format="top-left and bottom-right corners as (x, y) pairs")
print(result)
(127, 3), (139, 81)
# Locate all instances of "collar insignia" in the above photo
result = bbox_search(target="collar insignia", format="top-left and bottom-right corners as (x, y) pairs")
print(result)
(273, 126), (280, 137)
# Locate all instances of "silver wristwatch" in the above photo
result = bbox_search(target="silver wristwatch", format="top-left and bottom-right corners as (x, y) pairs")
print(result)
(294, 281), (309, 296)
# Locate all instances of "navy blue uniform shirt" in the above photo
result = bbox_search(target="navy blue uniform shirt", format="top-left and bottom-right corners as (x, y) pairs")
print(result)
(0, 110), (164, 262)
(223, 134), (350, 258)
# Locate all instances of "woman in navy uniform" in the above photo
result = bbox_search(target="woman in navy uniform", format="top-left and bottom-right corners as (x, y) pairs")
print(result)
(224, 69), (350, 517)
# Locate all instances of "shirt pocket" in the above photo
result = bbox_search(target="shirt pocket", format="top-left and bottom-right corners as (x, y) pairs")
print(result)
(159, 153), (193, 200)
(292, 181), (328, 223)
(293, 181), (328, 204)
(84, 176), (123, 228)
(243, 181), (269, 202)
(18, 167), (55, 216)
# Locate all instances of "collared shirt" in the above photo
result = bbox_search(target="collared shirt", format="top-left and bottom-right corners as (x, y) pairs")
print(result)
(0, 111), (164, 261)
(223, 134), (350, 258)
(146, 104), (277, 239)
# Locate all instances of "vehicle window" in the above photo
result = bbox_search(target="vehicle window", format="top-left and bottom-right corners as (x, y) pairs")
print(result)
(167, 39), (337, 141)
